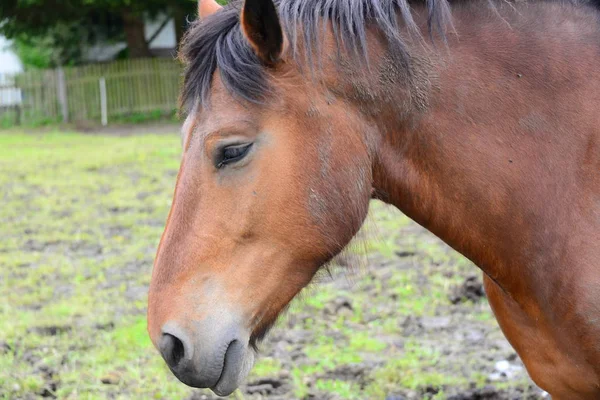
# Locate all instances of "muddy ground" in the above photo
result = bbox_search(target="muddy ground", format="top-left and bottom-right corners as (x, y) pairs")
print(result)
(0, 128), (547, 399)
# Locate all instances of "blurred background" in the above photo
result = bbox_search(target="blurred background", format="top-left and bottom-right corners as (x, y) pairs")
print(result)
(0, 0), (203, 127)
(0, 1), (546, 399)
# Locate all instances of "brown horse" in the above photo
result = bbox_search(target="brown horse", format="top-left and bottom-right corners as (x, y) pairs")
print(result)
(147, 0), (600, 397)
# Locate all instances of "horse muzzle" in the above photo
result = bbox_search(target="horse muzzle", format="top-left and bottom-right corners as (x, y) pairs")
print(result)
(158, 317), (255, 396)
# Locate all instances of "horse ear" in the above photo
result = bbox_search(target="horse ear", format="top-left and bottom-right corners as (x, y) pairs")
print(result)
(240, 0), (284, 65)
(199, 0), (222, 20)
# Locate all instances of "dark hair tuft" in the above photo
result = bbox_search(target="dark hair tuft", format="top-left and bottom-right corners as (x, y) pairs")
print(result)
(179, 0), (450, 111)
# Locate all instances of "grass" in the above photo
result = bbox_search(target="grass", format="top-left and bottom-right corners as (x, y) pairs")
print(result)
(110, 109), (179, 125)
(0, 109), (179, 131)
(0, 131), (188, 399)
(0, 130), (537, 399)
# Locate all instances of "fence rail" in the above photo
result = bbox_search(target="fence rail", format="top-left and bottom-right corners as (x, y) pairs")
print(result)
(0, 58), (183, 127)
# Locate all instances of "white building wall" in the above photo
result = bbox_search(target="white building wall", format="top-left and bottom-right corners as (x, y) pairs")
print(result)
(145, 16), (177, 48)
(86, 13), (177, 62)
(0, 36), (23, 106)
(0, 36), (23, 74)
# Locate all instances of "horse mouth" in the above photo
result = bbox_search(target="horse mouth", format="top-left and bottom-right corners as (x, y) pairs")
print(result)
(211, 339), (247, 396)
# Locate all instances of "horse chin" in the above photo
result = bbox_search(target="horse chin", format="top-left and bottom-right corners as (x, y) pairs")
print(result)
(211, 346), (255, 397)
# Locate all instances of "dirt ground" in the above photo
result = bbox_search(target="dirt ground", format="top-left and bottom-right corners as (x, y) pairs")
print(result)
(0, 127), (548, 399)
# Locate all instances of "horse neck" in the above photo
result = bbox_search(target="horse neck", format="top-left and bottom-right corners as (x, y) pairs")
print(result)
(366, 2), (600, 300)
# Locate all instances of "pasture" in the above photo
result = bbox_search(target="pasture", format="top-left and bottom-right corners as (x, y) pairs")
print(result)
(0, 129), (544, 399)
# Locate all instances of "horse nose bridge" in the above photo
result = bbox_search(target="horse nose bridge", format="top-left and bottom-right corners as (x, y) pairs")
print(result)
(148, 265), (237, 338)
(155, 212), (230, 273)
(152, 227), (211, 291)
(153, 181), (213, 273)
(154, 215), (194, 272)
(148, 254), (205, 345)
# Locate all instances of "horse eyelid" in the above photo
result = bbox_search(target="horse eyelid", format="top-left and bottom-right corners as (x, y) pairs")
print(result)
(215, 143), (254, 169)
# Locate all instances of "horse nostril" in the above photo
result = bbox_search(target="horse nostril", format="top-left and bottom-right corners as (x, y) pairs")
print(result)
(160, 333), (186, 369)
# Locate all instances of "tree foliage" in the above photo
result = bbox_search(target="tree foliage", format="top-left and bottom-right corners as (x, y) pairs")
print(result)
(0, 0), (198, 67)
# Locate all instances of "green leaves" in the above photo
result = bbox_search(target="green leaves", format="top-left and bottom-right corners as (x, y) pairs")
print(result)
(0, 0), (198, 67)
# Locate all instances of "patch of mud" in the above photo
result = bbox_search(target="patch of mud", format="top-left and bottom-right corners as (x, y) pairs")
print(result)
(0, 341), (12, 355)
(186, 392), (222, 400)
(446, 386), (505, 400)
(318, 364), (373, 389)
(323, 296), (354, 316)
(36, 364), (59, 398)
(100, 371), (122, 385)
(244, 377), (291, 396)
(302, 393), (338, 400)
(449, 275), (486, 304)
(400, 315), (454, 336)
(447, 384), (546, 400)
(23, 239), (61, 252)
(94, 321), (115, 331)
(108, 206), (133, 214)
(27, 325), (72, 336)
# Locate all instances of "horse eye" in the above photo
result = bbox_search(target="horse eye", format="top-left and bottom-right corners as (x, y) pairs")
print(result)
(217, 143), (253, 168)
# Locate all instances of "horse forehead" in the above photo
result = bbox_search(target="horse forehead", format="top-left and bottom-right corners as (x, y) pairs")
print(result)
(195, 104), (257, 137)
(199, 83), (256, 127)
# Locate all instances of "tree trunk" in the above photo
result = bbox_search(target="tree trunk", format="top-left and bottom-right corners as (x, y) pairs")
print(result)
(122, 11), (151, 58)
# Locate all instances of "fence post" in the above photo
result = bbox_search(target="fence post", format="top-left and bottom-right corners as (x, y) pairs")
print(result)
(56, 67), (69, 123)
(14, 105), (22, 126)
(99, 77), (108, 126)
